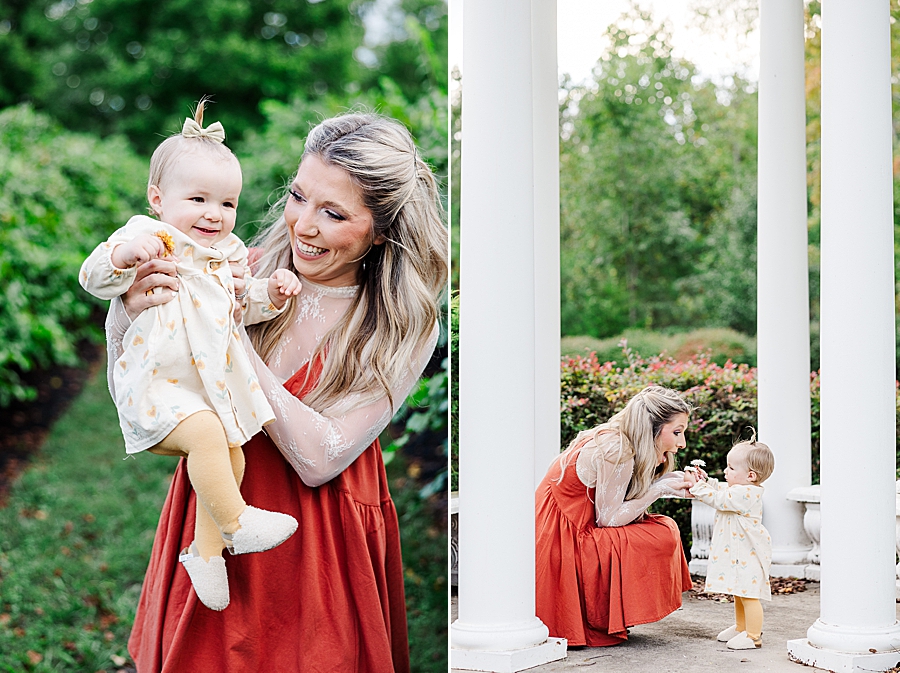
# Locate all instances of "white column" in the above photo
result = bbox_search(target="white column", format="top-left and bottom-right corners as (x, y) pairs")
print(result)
(788, 0), (900, 668)
(756, 0), (812, 575)
(532, 0), (561, 488)
(450, 0), (565, 669)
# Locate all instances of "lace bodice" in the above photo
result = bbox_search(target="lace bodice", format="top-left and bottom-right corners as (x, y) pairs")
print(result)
(106, 276), (438, 487)
(573, 430), (689, 527)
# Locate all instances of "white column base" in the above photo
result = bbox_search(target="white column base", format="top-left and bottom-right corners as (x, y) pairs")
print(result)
(451, 617), (550, 652)
(451, 638), (567, 672)
(788, 638), (900, 673)
(806, 619), (900, 654)
(688, 558), (707, 575)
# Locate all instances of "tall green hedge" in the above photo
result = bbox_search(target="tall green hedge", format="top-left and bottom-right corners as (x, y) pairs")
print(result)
(562, 348), (758, 468)
(0, 105), (146, 405)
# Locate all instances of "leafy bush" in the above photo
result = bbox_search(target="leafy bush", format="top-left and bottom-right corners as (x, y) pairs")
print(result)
(561, 327), (757, 368)
(449, 292), (459, 492)
(0, 105), (146, 405)
(561, 347), (757, 549)
(561, 346), (900, 550)
(561, 348), (758, 465)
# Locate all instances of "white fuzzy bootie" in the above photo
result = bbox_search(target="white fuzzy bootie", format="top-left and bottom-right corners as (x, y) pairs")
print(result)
(726, 631), (761, 650)
(224, 505), (298, 555)
(179, 543), (229, 611)
(717, 625), (740, 642)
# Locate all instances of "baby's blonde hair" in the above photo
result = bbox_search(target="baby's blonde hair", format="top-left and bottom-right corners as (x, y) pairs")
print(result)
(732, 428), (775, 484)
(147, 97), (238, 203)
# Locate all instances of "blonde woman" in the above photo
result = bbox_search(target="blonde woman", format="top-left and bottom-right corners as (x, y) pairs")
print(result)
(115, 113), (447, 671)
(535, 385), (695, 647)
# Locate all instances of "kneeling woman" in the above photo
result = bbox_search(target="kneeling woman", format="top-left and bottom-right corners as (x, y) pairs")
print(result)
(535, 385), (695, 646)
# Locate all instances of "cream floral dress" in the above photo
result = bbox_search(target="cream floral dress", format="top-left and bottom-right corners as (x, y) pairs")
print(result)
(81, 215), (281, 453)
(105, 273), (439, 486)
(690, 478), (772, 600)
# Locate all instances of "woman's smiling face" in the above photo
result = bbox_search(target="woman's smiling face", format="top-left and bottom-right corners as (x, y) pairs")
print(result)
(654, 413), (688, 466)
(284, 155), (380, 287)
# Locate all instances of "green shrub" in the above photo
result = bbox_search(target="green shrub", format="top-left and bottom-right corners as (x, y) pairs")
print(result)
(561, 347), (756, 550)
(561, 347), (900, 550)
(561, 348), (758, 464)
(0, 105), (146, 405)
(561, 327), (757, 368)
(449, 292), (459, 492)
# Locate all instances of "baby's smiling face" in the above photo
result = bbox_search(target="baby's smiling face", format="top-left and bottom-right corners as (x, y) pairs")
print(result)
(148, 150), (243, 248)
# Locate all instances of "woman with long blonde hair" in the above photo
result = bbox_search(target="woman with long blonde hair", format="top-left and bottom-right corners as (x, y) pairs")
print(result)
(113, 112), (447, 671)
(536, 385), (695, 646)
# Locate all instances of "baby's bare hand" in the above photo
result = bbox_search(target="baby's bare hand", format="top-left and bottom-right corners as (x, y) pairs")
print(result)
(113, 234), (167, 269)
(268, 269), (302, 307)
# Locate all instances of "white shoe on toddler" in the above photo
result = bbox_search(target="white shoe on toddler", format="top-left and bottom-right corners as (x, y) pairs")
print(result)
(726, 631), (761, 650)
(179, 542), (229, 611)
(717, 624), (739, 642)
(223, 505), (298, 555)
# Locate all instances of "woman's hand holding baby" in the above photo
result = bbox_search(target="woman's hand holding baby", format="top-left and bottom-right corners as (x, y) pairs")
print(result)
(122, 258), (180, 320)
(267, 269), (302, 309)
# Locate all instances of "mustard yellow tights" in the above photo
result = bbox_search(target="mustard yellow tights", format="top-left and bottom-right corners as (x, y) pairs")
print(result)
(734, 596), (763, 641)
(149, 411), (246, 561)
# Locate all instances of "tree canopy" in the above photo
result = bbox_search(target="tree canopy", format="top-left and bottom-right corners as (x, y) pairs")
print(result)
(557, 9), (758, 338)
(0, 0), (446, 153)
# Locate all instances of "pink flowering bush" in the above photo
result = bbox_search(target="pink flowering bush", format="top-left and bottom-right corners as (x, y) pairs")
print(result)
(561, 346), (900, 550)
(562, 346), (764, 549)
(561, 345), (759, 472)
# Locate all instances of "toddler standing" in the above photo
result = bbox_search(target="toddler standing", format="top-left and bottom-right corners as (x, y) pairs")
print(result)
(80, 100), (301, 611)
(686, 433), (774, 650)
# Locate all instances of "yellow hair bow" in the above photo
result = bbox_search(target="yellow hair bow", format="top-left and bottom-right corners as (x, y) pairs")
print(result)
(181, 118), (226, 143)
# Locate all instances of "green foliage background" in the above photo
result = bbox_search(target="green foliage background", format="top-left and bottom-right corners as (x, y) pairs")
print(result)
(0, 0), (446, 153)
(449, 2), (900, 495)
(0, 105), (146, 405)
(0, 0), (448, 405)
(1, 0), (449, 669)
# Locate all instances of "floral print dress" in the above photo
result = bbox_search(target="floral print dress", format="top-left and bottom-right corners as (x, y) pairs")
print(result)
(690, 478), (773, 600)
(80, 215), (281, 453)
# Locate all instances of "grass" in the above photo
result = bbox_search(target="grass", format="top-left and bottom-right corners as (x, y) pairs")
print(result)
(0, 361), (448, 672)
(390, 466), (448, 671)
(0, 361), (171, 672)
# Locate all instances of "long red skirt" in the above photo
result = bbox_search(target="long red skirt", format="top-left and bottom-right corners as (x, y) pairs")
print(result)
(535, 448), (692, 647)
(128, 361), (410, 672)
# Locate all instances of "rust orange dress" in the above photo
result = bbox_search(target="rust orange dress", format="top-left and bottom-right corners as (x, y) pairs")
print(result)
(127, 359), (410, 673)
(535, 434), (693, 647)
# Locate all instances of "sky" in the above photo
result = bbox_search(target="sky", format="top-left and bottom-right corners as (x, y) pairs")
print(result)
(449, 0), (760, 85)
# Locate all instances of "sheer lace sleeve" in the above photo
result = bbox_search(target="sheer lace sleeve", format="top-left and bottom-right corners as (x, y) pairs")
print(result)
(104, 297), (131, 401)
(576, 433), (689, 527)
(243, 322), (440, 487)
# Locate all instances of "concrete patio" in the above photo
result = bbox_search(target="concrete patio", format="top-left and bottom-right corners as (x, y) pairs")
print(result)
(451, 581), (900, 672)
